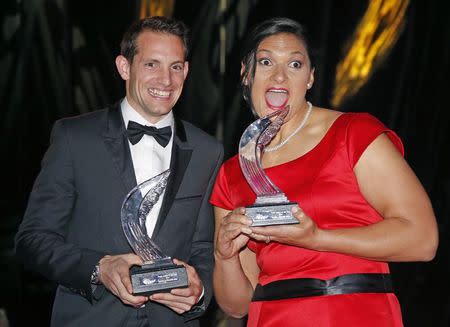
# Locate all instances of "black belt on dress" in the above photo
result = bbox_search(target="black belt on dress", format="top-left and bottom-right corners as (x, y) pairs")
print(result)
(252, 273), (393, 302)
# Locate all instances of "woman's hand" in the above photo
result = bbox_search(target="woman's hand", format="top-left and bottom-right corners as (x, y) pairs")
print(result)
(248, 205), (320, 249)
(213, 206), (259, 318)
(215, 207), (253, 260)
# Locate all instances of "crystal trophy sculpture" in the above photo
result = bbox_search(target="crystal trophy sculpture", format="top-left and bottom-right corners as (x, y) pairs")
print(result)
(239, 108), (299, 226)
(121, 169), (188, 295)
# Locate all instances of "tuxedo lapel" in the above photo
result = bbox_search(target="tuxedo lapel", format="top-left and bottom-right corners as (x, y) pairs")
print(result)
(102, 102), (137, 194)
(154, 119), (192, 235)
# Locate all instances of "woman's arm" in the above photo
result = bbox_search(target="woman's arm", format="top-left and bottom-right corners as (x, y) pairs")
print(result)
(213, 206), (259, 317)
(250, 134), (438, 262)
(318, 133), (438, 261)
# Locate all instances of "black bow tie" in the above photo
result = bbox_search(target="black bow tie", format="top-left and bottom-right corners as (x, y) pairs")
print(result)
(126, 120), (172, 147)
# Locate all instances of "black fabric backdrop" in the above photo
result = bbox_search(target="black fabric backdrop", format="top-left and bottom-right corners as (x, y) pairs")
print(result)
(1, 1), (448, 326)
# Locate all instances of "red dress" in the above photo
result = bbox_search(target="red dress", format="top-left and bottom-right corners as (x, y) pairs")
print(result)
(210, 113), (404, 327)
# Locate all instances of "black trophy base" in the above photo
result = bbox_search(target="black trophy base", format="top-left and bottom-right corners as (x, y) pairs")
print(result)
(130, 259), (188, 296)
(246, 202), (299, 226)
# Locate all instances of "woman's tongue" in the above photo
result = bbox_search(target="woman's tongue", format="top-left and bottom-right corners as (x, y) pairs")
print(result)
(265, 90), (288, 109)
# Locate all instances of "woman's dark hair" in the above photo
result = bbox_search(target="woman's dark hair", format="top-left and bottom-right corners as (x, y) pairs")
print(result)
(120, 16), (190, 62)
(240, 17), (315, 111)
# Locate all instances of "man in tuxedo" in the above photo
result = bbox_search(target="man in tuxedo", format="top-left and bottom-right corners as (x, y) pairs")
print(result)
(15, 16), (223, 327)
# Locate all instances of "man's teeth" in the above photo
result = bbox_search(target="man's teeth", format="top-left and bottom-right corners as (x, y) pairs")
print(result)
(149, 89), (170, 97)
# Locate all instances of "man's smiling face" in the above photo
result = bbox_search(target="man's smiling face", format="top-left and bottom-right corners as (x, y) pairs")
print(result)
(116, 30), (188, 123)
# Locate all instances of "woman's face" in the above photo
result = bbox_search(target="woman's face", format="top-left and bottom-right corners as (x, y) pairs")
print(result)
(248, 32), (314, 119)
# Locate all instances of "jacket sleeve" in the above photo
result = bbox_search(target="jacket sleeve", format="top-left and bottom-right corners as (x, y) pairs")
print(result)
(15, 120), (106, 302)
(183, 143), (224, 321)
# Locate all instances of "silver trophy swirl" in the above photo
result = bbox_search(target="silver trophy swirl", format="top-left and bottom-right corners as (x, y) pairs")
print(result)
(121, 169), (188, 295)
(239, 108), (299, 226)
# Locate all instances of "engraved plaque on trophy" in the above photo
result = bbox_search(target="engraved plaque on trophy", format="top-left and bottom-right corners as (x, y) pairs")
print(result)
(121, 169), (188, 295)
(238, 107), (299, 227)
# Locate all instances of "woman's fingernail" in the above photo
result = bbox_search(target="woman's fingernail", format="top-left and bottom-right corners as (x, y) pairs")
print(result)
(291, 206), (299, 213)
(242, 228), (252, 234)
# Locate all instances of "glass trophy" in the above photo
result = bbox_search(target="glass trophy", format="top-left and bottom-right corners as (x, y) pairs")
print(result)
(238, 108), (299, 227)
(121, 169), (188, 295)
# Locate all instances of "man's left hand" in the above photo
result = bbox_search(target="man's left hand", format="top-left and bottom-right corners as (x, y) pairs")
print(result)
(149, 258), (203, 314)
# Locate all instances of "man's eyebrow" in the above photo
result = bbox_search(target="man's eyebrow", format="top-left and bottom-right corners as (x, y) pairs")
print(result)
(142, 58), (160, 63)
(141, 58), (185, 65)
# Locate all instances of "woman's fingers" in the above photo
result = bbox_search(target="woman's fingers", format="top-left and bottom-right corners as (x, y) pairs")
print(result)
(248, 232), (271, 243)
(215, 207), (254, 259)
(291, 205), (305, 222)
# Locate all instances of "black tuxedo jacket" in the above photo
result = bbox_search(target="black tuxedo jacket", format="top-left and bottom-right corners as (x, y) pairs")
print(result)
(15, 103), (223, 326)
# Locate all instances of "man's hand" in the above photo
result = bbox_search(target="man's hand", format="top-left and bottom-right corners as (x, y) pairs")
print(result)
(149, 258), (203, 314)
(98, 253), (148, 308)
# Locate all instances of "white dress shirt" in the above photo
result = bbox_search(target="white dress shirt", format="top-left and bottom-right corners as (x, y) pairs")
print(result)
(121, 98), (174, 238)
(121, 98), (205, 302)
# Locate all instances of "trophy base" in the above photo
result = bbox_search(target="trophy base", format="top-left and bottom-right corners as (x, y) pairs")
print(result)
(246, 202), (299, 226)
(130, 259), (188, 296)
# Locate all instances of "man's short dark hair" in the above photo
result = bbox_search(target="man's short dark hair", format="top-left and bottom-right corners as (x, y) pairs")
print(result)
(120, 16), (190, 62)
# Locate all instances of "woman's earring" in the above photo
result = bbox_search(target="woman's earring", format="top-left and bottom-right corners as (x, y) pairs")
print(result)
(307, 83), (311, 89)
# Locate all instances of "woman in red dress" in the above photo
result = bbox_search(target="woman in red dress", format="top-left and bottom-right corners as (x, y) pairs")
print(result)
(210, 17), (438, 327)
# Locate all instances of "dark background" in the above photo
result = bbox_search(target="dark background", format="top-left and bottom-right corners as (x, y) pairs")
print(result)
(1, 0), (449, 326)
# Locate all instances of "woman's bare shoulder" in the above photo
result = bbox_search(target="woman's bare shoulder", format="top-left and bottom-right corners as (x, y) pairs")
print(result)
(309, 106), (343, 131)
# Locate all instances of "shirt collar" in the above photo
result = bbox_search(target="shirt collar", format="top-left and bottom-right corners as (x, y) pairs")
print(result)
(121, 97), (174, 131)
